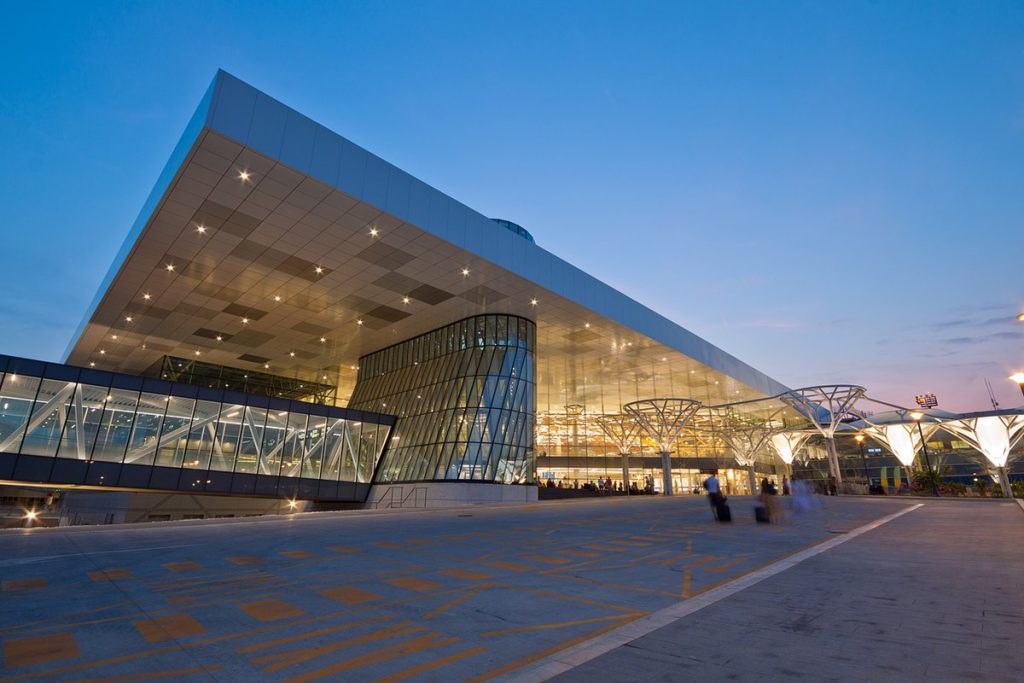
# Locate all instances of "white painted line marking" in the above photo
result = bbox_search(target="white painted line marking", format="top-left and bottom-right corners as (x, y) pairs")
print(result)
(0, 544), (198, 566)
(496, 503), (924, 683)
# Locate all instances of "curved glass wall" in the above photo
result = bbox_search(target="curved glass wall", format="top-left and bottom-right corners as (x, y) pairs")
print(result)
(350, 314), (536, 484)
(0, 355), (394, 501)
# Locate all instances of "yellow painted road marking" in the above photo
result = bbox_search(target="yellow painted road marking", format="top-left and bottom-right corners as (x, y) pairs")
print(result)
(2, 632), (79, 668)
(372, 645), (486, 683)
(57, 665), (227, 681)
(225, 556), (263, 565)
(282, 632), (459, 683)
(2, 578), (48, 592)
(466, 614), (642, 682)
(386, 577), (442, 592)
(320, 586), (381, 605)
(238, 599), (305, 622)
(133, 614), (206, 644)
(87, 569), (132, 583)
(523, 555), (571, 565)
(486, 561), (532, 573)
(161, 561), (201, 573)
(280, 550), (316, 559)
(480, 613), (638, 637)
(438, 568), (492, 580)
(423, 583), (496, 620)
(237, 615), (393, 655)
(255, 622), (423, 672)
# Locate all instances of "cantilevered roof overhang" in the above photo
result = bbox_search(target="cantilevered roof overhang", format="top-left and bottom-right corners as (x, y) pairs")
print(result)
(65, 70), (789, 411)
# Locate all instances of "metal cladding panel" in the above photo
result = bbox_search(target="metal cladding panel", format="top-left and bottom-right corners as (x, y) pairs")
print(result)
(193, 71), (785, 396)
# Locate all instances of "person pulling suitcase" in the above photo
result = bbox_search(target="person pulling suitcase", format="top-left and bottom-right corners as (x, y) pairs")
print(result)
(703, 470), (730, 522)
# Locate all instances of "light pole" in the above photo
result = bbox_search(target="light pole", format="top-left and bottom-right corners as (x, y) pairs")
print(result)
(855, 434), (870, 486)
(910, 412), (939, 497)
(1009, 373), (1024, 400)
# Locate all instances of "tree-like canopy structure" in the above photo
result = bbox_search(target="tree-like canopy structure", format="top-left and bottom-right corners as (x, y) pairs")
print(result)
(623, 398), (702, 495)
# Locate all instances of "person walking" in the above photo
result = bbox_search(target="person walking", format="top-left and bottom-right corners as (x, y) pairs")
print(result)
(704, 470), (723, 519)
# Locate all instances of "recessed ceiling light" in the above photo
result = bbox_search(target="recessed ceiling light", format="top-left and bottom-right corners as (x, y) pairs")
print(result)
(402, 297), (410, 304)
(274, 295), (281, 302)
(216, 336), (222, 342)
(89, 362), (95, 367)
(143, 293), (151, 301)
(584, 323), (590, 328)
(238, 170), (251, 181)
(196, 224), (207, 234)
(125, 316), (133, 323)
(165, 264), (175, 272)
(357, 319), (363, 326)
(112, 335), (118, 340)
(322, 375), (327, 380)
(264, 364), (270, 369)
(315, 266), (323, 274)
(320, 337), (326, 343)
(530, 298), (538, 306)
(461, 268), (470, 276)
(241, 317), (249, 324)
(99, 349), (106, 355)
(289, 351), (296, 357)
(369, 227), (379, 237)
(194, 350), (201, 356)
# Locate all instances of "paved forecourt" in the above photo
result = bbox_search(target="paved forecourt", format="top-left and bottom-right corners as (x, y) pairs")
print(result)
(548, 498), (1024, 683)
(0, 495), (909, 682)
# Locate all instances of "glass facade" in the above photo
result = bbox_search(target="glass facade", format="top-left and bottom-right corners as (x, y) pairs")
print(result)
(349, 315), (536, 484)
(532, 355), (788, 494)
(0, 355), (394, 501)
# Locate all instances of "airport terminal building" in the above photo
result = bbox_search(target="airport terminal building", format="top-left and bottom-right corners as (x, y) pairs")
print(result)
(0, 71), (807, 522)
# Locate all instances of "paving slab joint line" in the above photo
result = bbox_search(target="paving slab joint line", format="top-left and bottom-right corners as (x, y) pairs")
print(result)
(492, 503), (924, 683)
(1016, 499), (1024, 515)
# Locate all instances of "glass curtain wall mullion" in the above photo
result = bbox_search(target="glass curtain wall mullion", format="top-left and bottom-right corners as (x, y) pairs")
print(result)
(350, 315), (535, 484)
(20, 379), (78, 457)
(124, 392), (172, 466)
(92, 388), (141, 463)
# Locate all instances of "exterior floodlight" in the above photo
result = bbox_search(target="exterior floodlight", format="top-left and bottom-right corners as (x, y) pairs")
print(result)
(854, 434), (865, 443)
(624, 398), (702, 496)
(941, 411), (1024, 497)
(596, 414), (643, 496)
(1009, 374), (1024, 399)
(780, 385), (866, 486)
(770, 431), (811, 465)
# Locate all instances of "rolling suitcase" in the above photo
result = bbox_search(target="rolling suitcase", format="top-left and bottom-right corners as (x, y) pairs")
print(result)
(716, 501), (731, 522)
(755, 505), (770, 524)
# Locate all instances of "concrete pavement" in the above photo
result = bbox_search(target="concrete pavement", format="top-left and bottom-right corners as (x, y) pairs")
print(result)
(547, 498), (1024, 683)
(2, 495), (1013, 681)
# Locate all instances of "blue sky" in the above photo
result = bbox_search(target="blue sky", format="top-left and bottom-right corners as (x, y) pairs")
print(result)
(1, 1), (1022, 411)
